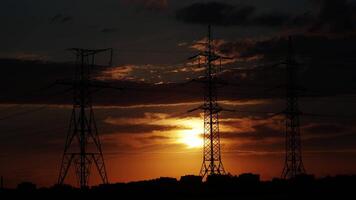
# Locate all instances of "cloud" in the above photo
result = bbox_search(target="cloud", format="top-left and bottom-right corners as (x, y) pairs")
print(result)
(175, 2), (311, 28)
(251, 12), (290, 27)
(100, 112), (207, 150)
(302, 123), (352, 139)
(50, 14), (73, 24)
(95, 63), (206, 84)
(103, 124), (180, 135)
(135, 135), (171, 145)
(122, 0), (168, 11)
(96, 65), (135, 81)
(220, 115), (356, 154)
(0, 52), (49, 61)
(189, 37), (262, 63)
(145, 135), (170, 140)
(101, 28), (117, 33)
(144, 0), (168, 10)
(176, 2), (255, 26)
(309, 0), (356, 34)
(207, 34), (356, 74)
(220, 116), (284, 141)
(175, 0), (355, 36)
(102, 113), (185, 135)
(2, 42), (356, 108)
(2, 30), (356, 108)
(96, 64), (165, 83)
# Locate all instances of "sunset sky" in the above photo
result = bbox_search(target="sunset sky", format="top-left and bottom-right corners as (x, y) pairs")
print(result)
(1, 0), (356, 187)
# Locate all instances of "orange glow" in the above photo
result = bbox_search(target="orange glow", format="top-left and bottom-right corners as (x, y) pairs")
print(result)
(176, 118), (203, 148)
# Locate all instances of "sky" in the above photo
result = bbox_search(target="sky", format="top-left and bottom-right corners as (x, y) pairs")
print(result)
(1, 0), (356, 187)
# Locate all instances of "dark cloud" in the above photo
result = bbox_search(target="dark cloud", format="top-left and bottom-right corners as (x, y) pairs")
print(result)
(50, 14), (62, 23)
(175, 2), (311, 28)
(251, 12), (291, 27)
(242, 35), (356, 60)
(310, 0), (356, 34)
(50, 14), (73, 24)
(185, 34), (356, 108)
(145, 135), (170, 140)
(175, 2), (255, 26)
(101, 28), (118, 33)
(102, 124), (181, 135)
(0, 58), (205, 106)
(252, 12), (313, 27)
(221, 119), (356, 154)
(175, 0), (356, 35)
(303, 123), (351, 136)
(303, 130), (356, 150)
(123, 0), (168, 12)
(142, 0), (168, 11)
(214, 35), (356, 95)
(218, 40), (254, 56)
(2, 32), (356, 108)
(222, 124), (282, 141)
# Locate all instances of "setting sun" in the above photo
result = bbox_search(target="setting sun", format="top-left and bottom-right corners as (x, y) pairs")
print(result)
(176, 118), (204, 148)
(179, 130), (203, 148)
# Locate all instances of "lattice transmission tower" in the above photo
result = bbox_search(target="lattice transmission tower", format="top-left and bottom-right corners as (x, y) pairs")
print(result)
(188, 25), (226, 178)
(57, 48), (112, 188)
(281, 37), (306, 179)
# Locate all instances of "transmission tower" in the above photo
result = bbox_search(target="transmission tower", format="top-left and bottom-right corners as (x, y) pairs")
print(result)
(57, 48), (112, 188)
(281, 37), (306, 179)
(188, 25), (226, 178)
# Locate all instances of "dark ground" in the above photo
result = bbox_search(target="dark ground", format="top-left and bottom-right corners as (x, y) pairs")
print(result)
(1, 174), (355, 199)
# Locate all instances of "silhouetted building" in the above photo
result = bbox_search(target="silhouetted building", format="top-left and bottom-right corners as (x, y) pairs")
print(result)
(2, 174), (356, 199)
(238, 173), (260, 184)
(292, 174), (315, 184)
(206, 174), (234, 185)
(147, 177), (178, 187)
(17, 182), (36, 191)
(180, 175), (202, 185)
(51, 183), (75, 191)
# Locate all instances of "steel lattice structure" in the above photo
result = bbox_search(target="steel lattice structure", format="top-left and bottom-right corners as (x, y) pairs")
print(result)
(199, 25), (225, 177)
(58, 48), (111, 188)
(281, 37), (306, 179)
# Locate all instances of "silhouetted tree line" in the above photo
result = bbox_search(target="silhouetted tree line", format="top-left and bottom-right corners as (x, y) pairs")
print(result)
(1, 174), (355, 199)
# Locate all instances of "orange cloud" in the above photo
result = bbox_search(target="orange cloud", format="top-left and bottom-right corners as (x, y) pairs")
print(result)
(189, 37), (264, 65)
(96, 65), (135, 81)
